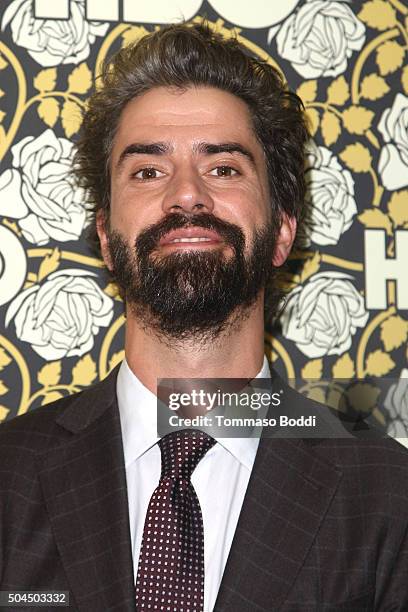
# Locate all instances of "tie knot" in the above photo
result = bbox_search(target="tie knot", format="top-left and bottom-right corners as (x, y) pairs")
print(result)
(159, 429), (216, 481)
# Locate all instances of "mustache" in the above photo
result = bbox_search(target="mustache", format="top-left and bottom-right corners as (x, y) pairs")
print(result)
(134, 212), (246, 256)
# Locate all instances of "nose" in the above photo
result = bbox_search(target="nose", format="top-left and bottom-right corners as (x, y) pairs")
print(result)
(162, 167), (214, 215)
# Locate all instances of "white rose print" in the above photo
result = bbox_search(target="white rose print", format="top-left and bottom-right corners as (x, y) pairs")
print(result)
(304, 144), (357, 246)
(280, 271), (369, 358)
(378, 93), (408, 191)
(0, 129), (86, 246)
(6, 269), (113, 361)
(1, 0), (109, 67)
(269, 0), (366, 78)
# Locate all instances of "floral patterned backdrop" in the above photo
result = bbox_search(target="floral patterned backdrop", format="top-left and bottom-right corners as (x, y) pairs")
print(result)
(0, 0), (407, 441)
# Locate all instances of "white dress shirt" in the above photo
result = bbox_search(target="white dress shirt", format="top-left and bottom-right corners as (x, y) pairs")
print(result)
(116, 356), (271, 612)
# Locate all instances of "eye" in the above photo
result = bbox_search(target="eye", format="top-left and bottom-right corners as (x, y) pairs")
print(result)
(209, 166), (239, 177)
(132, 167), (165, 180)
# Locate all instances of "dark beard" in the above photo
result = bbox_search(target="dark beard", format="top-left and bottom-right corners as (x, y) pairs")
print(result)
(107, 212), (277, 343)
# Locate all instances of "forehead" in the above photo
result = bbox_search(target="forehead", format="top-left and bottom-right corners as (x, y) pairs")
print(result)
(111, 86), (261, 161)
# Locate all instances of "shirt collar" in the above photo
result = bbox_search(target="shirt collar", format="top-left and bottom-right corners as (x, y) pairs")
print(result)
(117, 358), (159, 468)
(215, 356), (271, 470)
(117, 355), (271, 470)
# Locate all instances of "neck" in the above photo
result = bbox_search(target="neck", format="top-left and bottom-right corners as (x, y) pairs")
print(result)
(124, 296), (266, 394)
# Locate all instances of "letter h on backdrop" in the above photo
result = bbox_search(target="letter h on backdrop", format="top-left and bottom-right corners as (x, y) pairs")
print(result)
(365, 229), (408, 309)
(33, 0), (301, 25)
(33, 0), (202, 22)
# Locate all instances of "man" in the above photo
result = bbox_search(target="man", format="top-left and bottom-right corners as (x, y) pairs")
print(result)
(1, 22), (408, 612)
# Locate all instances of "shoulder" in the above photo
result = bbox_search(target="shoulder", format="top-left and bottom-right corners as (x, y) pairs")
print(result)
(0, 391), (85, 481)
(308, 439), (408, 541)
(0, 393), (80, 507)
(0, 367), (120, 528)
(0, 364), (120, 458)
(0, 366), (119, 506)
(308, 434), (408, 469)
(304, 436), (408, 525)
(269, 372), (408, 504)
(309, 434), (408, 487)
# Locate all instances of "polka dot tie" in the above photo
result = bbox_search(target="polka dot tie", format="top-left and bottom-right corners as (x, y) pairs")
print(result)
(135, 429), (216, 611)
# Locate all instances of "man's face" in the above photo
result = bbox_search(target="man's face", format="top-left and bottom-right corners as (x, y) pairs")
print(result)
(98, 86), (294, 340)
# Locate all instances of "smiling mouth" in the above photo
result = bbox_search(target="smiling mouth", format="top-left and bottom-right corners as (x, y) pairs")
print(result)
(158, 228), (224, 248)
(168, 237), (214, 243)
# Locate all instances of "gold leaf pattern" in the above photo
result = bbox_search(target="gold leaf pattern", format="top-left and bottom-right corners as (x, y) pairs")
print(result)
(342, 106), (374, 134)
(358, 209), (393, 235)
(365, 350), (395, 376)
(37, 361), (62, 387)
(358, 0), (397, 30)
(321, 111), (341, 146)
(347, 382), (381, 412)
(360, 73), (390, 100)
(67, 63), (92, 94)
(301, 359), (322, 379)
(61, 99), (82, 137)
(33, 68), (57, 93)
(376, 41), (405, 75)
(0, 380), (9, 395)
(326, 76), (350, 106)
(37, 98), (59, 128)
(340, 143), (372, 172)
(71, 354), (97, 387)
(305, 108), (319, 136)
(380, 316), (408, 351)
(332, 353), (355, 378)
(296, 80), (317, 103)
(387, 190), (408, 227)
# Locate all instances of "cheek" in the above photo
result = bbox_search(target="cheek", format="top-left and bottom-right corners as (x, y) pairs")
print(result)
(109, 191), (155, 238)
(213, 184), (268, 227)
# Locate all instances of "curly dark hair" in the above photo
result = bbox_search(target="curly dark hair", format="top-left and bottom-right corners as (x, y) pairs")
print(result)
(73, 21), (309, 255)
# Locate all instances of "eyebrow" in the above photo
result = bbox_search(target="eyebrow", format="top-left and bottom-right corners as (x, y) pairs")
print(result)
(115, 140), (255, 171)
(194, 142), (255, 164)
(116, 142), (170, 170)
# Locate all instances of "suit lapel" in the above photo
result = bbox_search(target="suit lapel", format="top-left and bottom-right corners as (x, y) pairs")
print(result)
(214, 433), (342, 610)
(35, 361), (343, 611)
(37, 368), (136, 612)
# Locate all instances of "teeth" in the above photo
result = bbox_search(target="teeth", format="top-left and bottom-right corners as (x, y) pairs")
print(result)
(170, 237), (213, 243)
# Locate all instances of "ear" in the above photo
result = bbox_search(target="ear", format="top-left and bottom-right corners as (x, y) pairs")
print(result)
(272, 214), (297, 267)
(96, 210), (113, 271)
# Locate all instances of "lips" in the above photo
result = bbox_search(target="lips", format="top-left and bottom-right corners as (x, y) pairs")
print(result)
(158, 227), (223, 246)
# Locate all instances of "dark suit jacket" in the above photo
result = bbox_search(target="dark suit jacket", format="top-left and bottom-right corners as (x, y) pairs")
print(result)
(1, 365), (408, 611)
